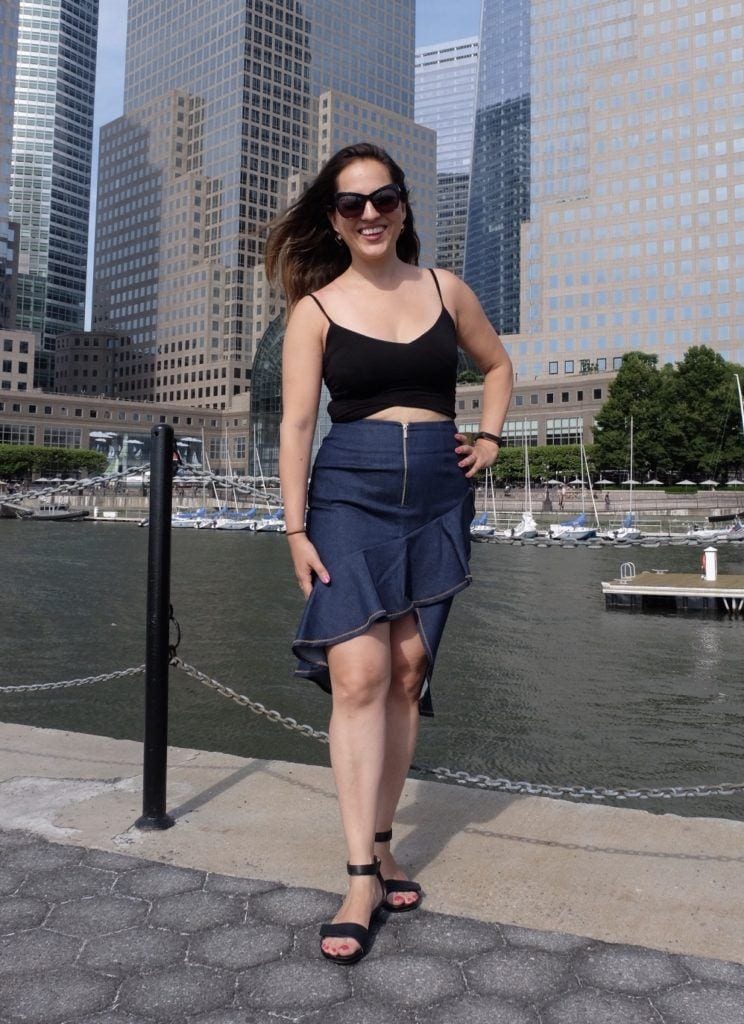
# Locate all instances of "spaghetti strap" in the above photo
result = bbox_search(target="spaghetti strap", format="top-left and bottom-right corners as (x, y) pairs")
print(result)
(309, 293), (333, 323)
(429, 268), (444, 307)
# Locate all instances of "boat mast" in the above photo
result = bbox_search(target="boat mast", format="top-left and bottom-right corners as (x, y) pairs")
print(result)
(629, 414), (634, 521)
(736, 374), (744, 433)
(523, 419), (532, 514)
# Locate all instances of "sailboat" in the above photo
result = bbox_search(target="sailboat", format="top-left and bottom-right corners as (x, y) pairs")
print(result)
(549, 434), (599, 540)
(503, 422), (539, 538)
(471, 467), (496, 537)
(213, 425), (259, 530)
(605, 415), (642, 541)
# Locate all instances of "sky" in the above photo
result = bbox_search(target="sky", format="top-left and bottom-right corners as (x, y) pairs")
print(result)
(86, 0), (482, 323)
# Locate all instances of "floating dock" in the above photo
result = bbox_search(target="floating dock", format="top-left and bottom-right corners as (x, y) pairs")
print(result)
(602, 570), (744, 615)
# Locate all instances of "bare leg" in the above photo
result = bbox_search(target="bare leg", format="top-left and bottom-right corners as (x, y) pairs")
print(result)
(321, 622), (390, 958)
(375, 612), (427, 908)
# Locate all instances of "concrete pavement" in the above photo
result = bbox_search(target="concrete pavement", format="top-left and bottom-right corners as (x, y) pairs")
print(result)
(1, 723), (744, 1021)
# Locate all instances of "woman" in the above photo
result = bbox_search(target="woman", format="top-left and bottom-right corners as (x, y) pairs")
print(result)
(267, 142), (512, 964)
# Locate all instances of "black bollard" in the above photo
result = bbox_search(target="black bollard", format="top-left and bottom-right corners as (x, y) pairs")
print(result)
(135, 424), (176, 830)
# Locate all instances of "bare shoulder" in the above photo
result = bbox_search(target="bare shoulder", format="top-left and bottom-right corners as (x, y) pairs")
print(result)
(431, 268), (480, 316)
(285, 294), (328, 345)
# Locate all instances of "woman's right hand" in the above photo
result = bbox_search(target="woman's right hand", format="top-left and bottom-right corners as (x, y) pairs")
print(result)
(288, 533), (331, 598)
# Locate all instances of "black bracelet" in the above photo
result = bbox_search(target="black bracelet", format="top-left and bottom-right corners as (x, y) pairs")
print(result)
(474, 431), (504, 446)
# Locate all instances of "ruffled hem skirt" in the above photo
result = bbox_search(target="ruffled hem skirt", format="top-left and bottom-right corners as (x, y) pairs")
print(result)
(292, 419), (474, 716)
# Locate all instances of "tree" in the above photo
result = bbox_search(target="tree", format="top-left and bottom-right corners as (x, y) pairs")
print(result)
(0, 445), (107, 481)
(667, 347), (744, 479)
(592, 352), (668, 478)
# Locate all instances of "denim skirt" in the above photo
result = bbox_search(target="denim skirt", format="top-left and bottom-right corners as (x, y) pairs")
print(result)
(292, 419), (475, 716)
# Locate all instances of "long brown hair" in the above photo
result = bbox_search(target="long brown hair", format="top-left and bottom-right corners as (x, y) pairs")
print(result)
(265, 142), (420, 311)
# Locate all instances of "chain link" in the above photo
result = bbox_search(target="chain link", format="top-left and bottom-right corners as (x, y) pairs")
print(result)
(0, 665), (145, 694)
(6, 464), (150, 504)
(2, 655), (742, 803)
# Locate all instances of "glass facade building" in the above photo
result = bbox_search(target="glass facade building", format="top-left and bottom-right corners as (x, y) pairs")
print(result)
(95, 0), (422, 418)
(0, 0), (19, 329)
(463, 0), (530, 335)
(10, 0), (99, 388)
(415, 38), (479, 274)
(509, 0), (744, 382)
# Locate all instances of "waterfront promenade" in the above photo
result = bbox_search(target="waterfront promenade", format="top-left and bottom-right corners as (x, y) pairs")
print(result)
(2, 722), (744, 1022)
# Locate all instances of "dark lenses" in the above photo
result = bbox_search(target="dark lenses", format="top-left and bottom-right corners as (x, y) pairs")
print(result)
(333, 184), (401, 219)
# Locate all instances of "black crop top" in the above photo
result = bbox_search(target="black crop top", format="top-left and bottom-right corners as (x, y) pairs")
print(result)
(310, 269), (458, 423)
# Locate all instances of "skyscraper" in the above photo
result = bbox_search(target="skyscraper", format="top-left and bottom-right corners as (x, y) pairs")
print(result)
(0, 0), (19, 330)
(9, 0), (99, 388)
(463, 0), (530, 336)
(415, 37), (479, 274)
(512, 0), (744, 382)
(94, 0), (432, 413)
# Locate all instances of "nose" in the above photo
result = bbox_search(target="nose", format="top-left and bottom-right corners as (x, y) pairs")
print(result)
(360, 199), (378, 219)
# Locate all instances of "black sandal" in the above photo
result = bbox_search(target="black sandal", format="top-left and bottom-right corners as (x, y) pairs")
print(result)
(319, 858), (384, 965)
(375, 829), (422, 913)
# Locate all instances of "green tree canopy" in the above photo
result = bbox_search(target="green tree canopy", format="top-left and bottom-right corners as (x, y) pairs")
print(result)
(592, 347), (744, 481)
(0, 445), (107, 481)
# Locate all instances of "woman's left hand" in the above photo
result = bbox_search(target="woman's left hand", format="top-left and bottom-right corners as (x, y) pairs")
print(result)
(455, 432), (500, 478)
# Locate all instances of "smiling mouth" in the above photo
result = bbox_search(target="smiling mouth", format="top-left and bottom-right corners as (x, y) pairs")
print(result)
(359, 226), (385, 237)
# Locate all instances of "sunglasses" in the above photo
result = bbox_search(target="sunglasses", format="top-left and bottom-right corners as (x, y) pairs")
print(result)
(330, 183), (403, 219)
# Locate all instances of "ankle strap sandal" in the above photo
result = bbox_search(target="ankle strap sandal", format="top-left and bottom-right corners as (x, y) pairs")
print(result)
(319, 858), (384, 965)
(374, 829), (422, 913)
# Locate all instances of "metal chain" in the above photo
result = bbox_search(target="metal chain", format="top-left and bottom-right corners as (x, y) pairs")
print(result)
(171, 658), (744, 802)
(171, 657), (329, 744)
(0, 665), (145, 694)
(7, 464), (150, 504)
(2, 655), (741, 802)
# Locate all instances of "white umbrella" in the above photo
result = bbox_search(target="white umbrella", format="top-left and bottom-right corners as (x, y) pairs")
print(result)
(700, 479), (719, 487)
(725, 478), (744, 486)
(625, 478), (640, 486)
(646, 478), (664, 485)
(596, 477), (614, 485)
(569, 478), (583, 485)
(547, 478), (563, 485)
(676, 478), (696, 486)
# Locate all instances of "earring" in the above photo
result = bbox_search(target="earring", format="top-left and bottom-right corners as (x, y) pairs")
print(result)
(334, 233), (344, 246)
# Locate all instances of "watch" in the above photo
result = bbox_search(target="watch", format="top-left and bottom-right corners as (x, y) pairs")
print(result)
(474, 431), (504, 446)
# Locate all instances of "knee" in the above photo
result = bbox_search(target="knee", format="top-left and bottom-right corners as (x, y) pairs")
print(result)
(331, 667), (388, 710)
(390, 654), (428, 703)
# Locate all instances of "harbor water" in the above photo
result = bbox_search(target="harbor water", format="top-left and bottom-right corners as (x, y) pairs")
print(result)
(1, 521), (743, 820)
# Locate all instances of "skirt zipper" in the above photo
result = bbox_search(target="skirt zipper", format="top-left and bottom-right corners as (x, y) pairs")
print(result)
(401, 422), (409, 506)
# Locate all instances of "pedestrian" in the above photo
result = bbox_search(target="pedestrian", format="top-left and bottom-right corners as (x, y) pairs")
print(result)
(268, 142), (512, 964)
(559, 485), (565, 511)
(604, 492), (611, 511)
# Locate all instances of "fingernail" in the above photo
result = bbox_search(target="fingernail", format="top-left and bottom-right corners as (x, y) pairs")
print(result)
(322, 574), (330, 584)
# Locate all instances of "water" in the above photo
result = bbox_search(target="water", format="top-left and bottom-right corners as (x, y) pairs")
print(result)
(1, 521), (743, 820)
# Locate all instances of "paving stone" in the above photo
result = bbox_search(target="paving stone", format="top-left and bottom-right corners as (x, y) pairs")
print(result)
(115, 863), (206, 899)
(654, 982), (744, 1024)
(353, 954), (465, 1008)
(678, 953), (744, 986)
(423, 994), (539, 1024)
(46, 894), (149, 937)
(149, 890), (245, 932)
(3, 841), (83, 872)
(248, 886), (340, 928)
(186, 1012), (276, 1024)
(22, 864), (116, 901)
(0, 965), (117, 1024)
(237, 958), (350, 1013)
(0, 830), (37, 849)
(0, 927), (82, 975)
(302, 1000), (417, 1024)
(391, 909), (501, 959)
(0, 895), (49, 933)
(464, 948), (573, 1002)
(575, 943), (688, 994)
(205, 873), (281, 898)
(69, 1015), (153, 1024)
(0, 869), (25, 896)
(542, 989), (662, 1024)
(79, 926), (188, 974)
(502, 924), (592, 954)
(82, 848), (143, 872)
(118, 964), (235, 1019)
(188, 922), (292, 969)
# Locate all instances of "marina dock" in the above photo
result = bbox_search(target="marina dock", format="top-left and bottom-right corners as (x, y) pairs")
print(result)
(602, 569), (744, 614)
